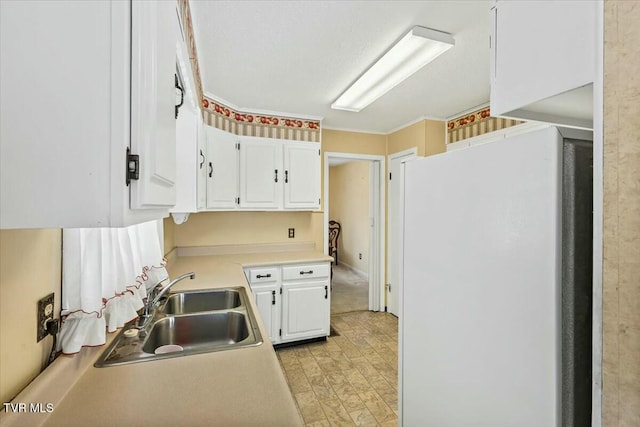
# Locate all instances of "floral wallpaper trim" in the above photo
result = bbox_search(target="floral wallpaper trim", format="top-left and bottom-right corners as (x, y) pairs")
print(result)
(447, 107), (492, 131)
(447, 107), (523, 143)
(202, 97), (321, 131)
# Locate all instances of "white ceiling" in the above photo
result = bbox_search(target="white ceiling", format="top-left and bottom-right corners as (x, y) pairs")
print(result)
(190, 1), (491, 134)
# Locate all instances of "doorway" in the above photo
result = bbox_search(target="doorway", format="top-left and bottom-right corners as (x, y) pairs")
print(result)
(387, 148), (417, 317)
(324, 152), (386, 312)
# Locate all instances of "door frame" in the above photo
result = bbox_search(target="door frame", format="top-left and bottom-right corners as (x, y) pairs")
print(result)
(387, 148), (417, 317)
(323, 152), (386, 311)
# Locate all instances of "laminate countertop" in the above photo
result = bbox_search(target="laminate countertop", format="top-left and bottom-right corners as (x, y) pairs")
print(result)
(1, 251), (333, 427)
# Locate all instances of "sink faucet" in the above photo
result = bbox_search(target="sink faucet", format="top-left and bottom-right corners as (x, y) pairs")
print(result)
(138, 272), (195, 329)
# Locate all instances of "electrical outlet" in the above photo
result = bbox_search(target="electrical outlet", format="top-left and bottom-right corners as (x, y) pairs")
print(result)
(288, 228), (295, 238)
(359, 253), (362, 260)
(37, 293), (54, 342)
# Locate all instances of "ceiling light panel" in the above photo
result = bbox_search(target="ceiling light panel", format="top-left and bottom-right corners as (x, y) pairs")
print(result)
(331, 26), (455, 112)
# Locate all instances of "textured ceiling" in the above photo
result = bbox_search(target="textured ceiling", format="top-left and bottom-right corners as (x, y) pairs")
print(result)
(190, 1), (491, 134)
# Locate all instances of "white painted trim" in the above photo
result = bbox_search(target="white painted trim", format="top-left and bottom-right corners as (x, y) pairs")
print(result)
(445, 122), (551, 151)
(388, 147), (418, 161)
(324, 151), (386, 312)
(338, 262), (369, 280)
(321, 125), (387, 136)
(387, 148), (417, 317)
(591, 1), (604, 425)
(203, 91), (324, 121)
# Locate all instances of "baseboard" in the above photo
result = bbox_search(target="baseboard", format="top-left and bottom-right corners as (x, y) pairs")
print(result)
(176, 241), (316, 257)
(338, 262), (369, 280)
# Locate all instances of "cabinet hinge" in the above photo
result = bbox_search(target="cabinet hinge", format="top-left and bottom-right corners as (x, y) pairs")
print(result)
(389, 172), (392, 181)
(279, 287), (282, 294)
(126, 148), (139, 186)
(318, 149), (320, 155)
(236, 197), (240, 204)
(279, 329), (282, 337)
(236, 143), (240, 150)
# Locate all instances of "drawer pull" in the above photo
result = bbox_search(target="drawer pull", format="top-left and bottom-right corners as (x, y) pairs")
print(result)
(271, 290), (276, 305)
(256, 274), (272, 279)
(324, 285), (328, 299)
(299, 270), (313, 275)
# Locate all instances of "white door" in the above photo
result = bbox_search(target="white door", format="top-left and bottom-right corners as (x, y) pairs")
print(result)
(281, 280), (330, 342)
(206, 126), (238, 209)
(283, 142), (321, 209)
(129, 0), (176, 208)
(252, 285), (280, 343)
(239, 138), (282, 209)
(196, 119), (207, 210)
(387, 150), (416, 316)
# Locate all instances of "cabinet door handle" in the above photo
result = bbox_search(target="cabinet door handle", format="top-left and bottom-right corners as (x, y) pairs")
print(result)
(285, 170), (289, 183)
(256, 274), (271, 279)
(208, 162), (213, 178)
(274, 169), (278, 183)
(271, 290), (276, 305)
(199, 150), (205, 169)
(299, 270), (313, 275)
(324, 285), (328, 299)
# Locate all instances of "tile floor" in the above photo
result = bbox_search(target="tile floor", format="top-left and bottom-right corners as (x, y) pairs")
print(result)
(276, 311), (399, 426)
(331, 265), (369, 314)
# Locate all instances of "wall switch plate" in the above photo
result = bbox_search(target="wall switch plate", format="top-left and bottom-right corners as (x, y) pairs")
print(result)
(288, 228), (295, 238)
(37, 293), (54, 342)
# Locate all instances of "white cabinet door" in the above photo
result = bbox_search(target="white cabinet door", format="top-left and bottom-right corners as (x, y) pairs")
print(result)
(281, 280), (330, 342)
(206, 126), (239, 209)
(252, 284), (280, 344)
(283, 142), (321, 209)
(490, 0), (596, 128)
(196, 119), (208, 210)
(129, 0), (177, 208)
(239, 138), (283, 209)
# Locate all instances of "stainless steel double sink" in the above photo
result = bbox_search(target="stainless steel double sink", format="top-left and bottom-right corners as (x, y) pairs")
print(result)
(95, 287), (262, 367)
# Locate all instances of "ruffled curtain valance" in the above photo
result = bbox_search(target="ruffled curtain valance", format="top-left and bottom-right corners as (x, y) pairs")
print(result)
(59, 220), (169, 354)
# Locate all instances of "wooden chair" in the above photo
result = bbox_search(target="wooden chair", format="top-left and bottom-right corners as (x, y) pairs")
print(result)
(328, 220), (341, 265)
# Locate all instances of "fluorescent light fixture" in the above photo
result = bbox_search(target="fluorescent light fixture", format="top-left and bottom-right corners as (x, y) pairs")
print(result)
(331, 26), (455, 112)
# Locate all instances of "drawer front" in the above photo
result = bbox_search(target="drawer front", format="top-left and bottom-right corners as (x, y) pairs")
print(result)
(282, 263), (329, 281)
(248, 267), (280, 284)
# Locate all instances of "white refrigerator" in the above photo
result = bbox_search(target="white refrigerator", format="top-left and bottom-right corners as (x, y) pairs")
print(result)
(400, 126), (592, 426)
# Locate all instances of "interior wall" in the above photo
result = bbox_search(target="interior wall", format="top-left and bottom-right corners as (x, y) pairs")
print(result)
(163, 217), (175, 256)
(387, 119), (446, 156)
(602, 1), (640, 424)
(329, 161), (370, 275)
(173, 211), (322, 250)
(0, 229), (62, 404)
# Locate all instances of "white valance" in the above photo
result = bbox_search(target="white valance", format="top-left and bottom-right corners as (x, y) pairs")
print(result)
(59, 220), (168, 354)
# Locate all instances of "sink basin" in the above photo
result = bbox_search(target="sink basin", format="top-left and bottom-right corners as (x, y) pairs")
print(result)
(94, 287), (262, 367)
(143, 312), (249, 353)
(161, 289), (242, 315)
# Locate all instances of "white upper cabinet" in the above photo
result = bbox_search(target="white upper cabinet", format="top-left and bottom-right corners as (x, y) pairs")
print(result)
(490, 0), (596, 129)
(0, 0), (176, 228)
(239, 137), (283, 210)
(129, 0), (176, 208)
(283, 142), (321, 209)
(196, 120), (208, 211)
(206, 126), (239, 209)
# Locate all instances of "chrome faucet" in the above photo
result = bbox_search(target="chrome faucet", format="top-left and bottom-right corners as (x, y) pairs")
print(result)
(138, 272), (195, 329)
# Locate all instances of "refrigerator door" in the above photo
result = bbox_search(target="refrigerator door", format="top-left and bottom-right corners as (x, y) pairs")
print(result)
(401, 127), (562, 426)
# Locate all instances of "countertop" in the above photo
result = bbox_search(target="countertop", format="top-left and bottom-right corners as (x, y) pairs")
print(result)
(1, 250), (332, 427)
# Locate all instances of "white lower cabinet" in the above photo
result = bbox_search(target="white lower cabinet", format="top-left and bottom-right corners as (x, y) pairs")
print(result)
(246, 262), (330, 345)
(281, 280), (330, 342)
(252, 284), (280, 343)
